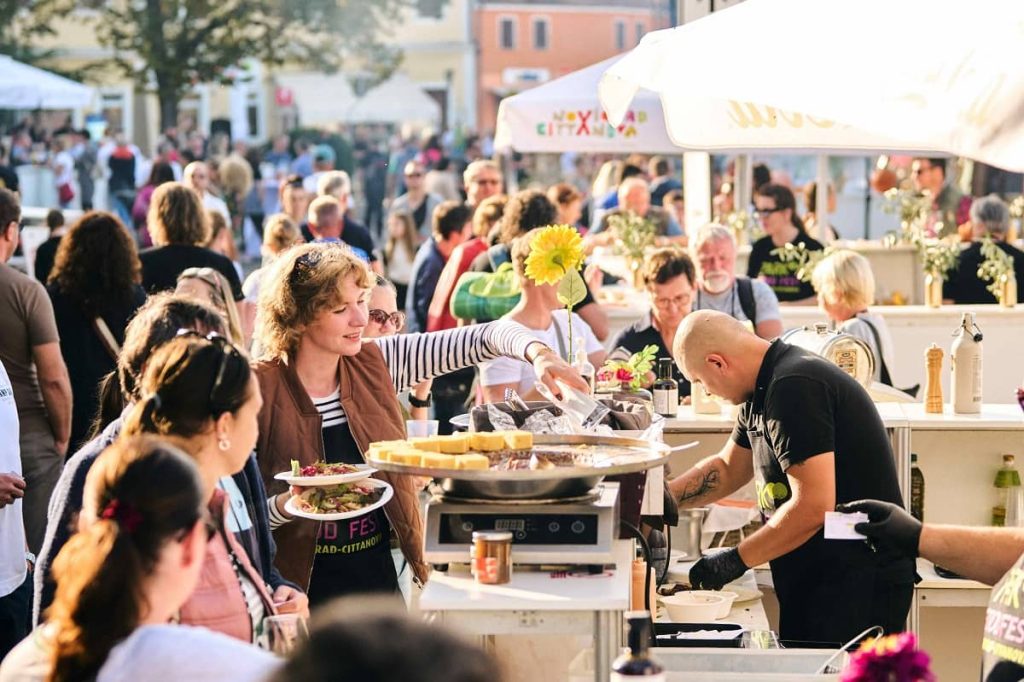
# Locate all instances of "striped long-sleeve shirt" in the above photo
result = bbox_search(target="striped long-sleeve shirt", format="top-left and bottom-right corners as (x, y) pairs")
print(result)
(266, 320), (543, 529)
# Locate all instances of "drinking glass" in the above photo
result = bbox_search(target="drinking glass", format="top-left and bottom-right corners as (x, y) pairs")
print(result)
(261, 614), (309, 656)
(406, 419), (439, 437)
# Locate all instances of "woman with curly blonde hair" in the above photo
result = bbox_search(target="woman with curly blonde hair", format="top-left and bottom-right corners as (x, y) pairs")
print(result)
(139, 182), (244, 303)
(47, 211), (147, 450)
(253, 241), (586, 603)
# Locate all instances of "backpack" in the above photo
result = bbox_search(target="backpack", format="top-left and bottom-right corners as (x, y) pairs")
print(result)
(736, 277), (758, 327)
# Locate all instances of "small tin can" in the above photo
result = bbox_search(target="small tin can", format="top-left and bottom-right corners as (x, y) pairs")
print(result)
(471, 530), (513, 585)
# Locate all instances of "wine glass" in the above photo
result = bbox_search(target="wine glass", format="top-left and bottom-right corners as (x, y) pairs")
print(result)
(261, 614), (309, 656)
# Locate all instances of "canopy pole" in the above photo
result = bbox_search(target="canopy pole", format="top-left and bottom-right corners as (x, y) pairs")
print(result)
(734, 155), (752, 218)
(816, 154), (831, 244)
(683, 152), (712, 233)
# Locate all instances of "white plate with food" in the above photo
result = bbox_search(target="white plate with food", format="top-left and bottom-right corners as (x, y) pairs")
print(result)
(275, 460), (376, 487)
(284, 478), (393, 521)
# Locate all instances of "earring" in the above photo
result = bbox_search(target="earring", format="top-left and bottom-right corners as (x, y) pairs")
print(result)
(218, 437), (230, 452)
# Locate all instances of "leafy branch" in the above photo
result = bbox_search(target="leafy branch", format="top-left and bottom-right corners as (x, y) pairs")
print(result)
(978, 236), (1015, 301)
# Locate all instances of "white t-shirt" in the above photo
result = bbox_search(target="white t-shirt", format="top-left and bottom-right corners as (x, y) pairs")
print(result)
(480, 310), (601, 394)
(242, 266), (267, 304)
(0, 360), (25, 598)
(53, 151), (75, 186)
(203, 192), (231, 223)
(0, 624), (279, 682)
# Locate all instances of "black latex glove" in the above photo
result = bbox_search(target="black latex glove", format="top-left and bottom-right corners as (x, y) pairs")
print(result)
(689, 547), (748, 591)
(836, 499), (922, 558)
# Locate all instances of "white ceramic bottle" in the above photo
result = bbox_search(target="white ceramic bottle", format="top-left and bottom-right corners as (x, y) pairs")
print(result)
(951, 312), (983, 414)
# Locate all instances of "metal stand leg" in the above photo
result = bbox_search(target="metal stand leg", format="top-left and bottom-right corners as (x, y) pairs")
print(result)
(594, 611), (613, 682)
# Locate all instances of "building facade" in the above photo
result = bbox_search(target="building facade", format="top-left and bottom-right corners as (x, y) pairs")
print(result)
(474, 0), (671, 133)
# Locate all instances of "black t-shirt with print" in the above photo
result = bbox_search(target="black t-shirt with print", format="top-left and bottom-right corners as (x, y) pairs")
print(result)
(306, 390), (399, 605)
(982, 551), (1024, 680)
(731, 341), (913, 643)
(747, 232), (823, 302)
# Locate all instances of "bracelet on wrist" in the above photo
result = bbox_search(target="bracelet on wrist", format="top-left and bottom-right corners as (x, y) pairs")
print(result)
(408, 392), (432, 408)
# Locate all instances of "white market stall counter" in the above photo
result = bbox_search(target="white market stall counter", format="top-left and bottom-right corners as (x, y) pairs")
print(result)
(419, 539), (633, 682)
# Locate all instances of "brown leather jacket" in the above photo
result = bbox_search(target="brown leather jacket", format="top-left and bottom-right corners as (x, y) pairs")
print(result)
(253, 343), (429, 590)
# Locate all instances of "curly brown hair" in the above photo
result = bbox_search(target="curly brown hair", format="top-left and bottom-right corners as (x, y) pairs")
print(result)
(148, 182), (210, 246)
(498, 190), (557, 245)
(49, 211), (141, 313)
(255, 242), (373, 360)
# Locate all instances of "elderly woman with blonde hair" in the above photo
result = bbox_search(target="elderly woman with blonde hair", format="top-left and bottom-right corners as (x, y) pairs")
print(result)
(811, 249), (895, 386)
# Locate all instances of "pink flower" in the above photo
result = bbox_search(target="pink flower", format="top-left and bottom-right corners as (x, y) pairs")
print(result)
(615, 368), (634, 382)
(840, 633), (934, 682)
(597, 369), (614, 382)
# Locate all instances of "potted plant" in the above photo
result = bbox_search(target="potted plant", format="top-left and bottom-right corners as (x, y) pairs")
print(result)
(978, 236), (1017, 307)
(606, 210), (657, 290)
(920, 239), (959, 308)
(596, 345), (658, 403)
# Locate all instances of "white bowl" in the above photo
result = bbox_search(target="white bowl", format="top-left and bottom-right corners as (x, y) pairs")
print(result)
(687, 590), (737, 619)
(661, 592), (728, 622)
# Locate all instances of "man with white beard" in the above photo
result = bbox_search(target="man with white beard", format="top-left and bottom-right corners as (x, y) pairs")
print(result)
(690, 224), (783, 340)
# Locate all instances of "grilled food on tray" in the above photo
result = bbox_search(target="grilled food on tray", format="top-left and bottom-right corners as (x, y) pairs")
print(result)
(293, 482), (381, 514)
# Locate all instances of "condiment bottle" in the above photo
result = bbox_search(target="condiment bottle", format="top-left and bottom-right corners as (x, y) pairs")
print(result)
(471, 531), (512, 584)
(924, 344), (944, 414)
(652, 358), (679, 418)
(951, 312), (983, 414)
(612, 611), (665, 680)
(574, 340), (596, 395)
(994, 455), (1023, 527)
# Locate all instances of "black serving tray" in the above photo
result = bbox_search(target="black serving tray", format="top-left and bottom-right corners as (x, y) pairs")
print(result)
(653, 622), (745, 648)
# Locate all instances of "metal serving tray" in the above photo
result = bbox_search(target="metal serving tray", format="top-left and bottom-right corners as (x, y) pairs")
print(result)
(368, 433), (673, 500)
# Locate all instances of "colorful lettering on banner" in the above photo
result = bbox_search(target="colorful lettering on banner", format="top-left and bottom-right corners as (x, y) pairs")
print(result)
(536, 108), (652, 140)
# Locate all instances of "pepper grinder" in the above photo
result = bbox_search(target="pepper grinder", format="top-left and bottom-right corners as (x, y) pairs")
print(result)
(924, 343), (944, 414)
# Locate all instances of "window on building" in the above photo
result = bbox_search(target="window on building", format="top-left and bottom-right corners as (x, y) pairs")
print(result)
(533, 18), (549, 50)
(635, 22), (644, 45)
(500, 17), (516, 49)
(417, 0), (444, 18)
(614, 20), (626, 50)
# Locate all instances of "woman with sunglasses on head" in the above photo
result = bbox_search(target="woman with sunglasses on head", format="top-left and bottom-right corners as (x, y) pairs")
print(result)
(0, 436), (278, 682)
(119, 333), (307, 640)
(175, 267), (246, 345)
(255, 242), (586, 603)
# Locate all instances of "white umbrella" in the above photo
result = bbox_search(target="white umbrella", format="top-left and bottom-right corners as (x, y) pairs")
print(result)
(346, 73), (441, 126)
(275, 72), (358, 127)
(599, 0), (1024, 168)
(493, 54), (679, 154)
(0, 55), (94, 109)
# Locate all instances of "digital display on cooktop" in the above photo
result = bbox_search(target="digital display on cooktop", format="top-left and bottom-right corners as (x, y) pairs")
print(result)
(437, 513), (599, 545)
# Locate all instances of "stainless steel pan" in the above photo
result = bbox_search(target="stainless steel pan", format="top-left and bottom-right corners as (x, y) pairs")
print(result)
(368, 434), (690, 500)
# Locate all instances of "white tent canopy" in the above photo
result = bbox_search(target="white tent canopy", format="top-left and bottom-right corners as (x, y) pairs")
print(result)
(275, 72), (358, 128)
(346, 73), (440, 126)
(0, 56), (94, 109)
(599, 0), (1024, 168)
(493, 55), (678, 154)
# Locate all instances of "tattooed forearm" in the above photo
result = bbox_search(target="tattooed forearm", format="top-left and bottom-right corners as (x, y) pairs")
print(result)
(677, 468), (720, 505)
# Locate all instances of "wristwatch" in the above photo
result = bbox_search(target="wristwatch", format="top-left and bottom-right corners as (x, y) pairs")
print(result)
(25, 551), (35, 570)
(408, 392), (432, 408)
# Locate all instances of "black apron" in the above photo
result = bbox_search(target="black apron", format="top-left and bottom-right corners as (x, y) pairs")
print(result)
(748, 428), (914, 648)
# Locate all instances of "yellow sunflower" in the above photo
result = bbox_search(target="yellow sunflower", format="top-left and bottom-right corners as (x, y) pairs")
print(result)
(524, 224), (584, 286)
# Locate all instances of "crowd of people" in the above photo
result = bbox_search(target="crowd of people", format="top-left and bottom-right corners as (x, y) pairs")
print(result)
(3, 112), (1024, 678)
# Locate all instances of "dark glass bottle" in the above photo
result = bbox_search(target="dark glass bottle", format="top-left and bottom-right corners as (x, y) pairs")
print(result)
(652, 358), (678, 418)
(910, 453), (924, 522)
(611, 611), (664, 680)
